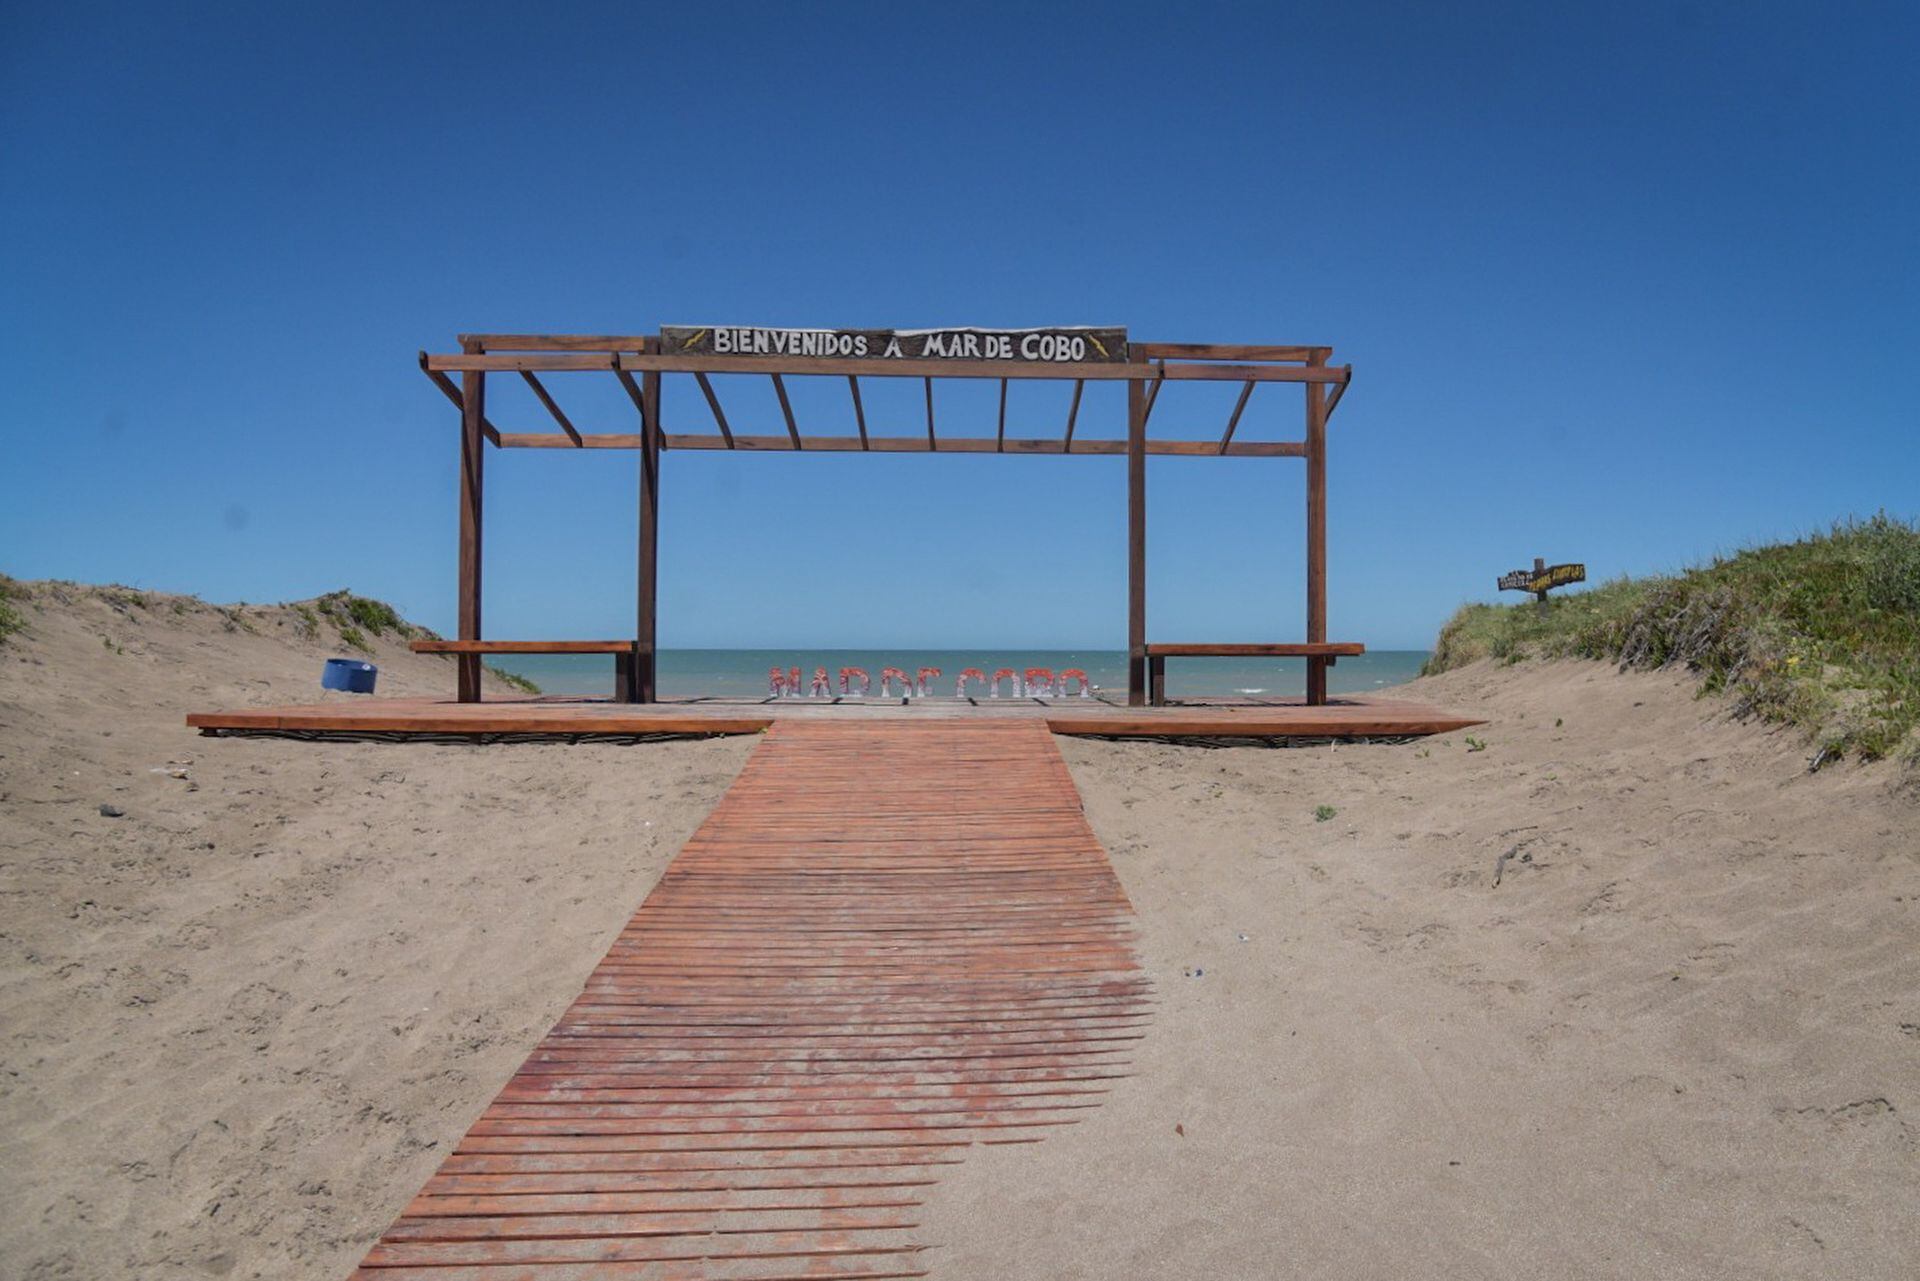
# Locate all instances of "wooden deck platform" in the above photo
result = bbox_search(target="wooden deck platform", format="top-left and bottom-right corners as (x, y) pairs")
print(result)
(188, 692), (1481, 740)
(350, 718), (1145, 1279)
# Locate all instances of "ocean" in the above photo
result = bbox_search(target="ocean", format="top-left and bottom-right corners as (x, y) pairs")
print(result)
(485, 648), (1432, 700)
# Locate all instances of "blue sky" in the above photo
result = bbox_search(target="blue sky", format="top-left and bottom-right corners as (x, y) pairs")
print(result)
(3, 2), (1914, 649)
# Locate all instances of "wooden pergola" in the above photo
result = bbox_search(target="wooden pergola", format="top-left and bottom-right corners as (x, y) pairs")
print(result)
(418, 329), (1354, 707)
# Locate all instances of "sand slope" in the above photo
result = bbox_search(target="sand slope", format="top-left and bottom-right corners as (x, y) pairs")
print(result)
(3, 584), (1917, 1279)
(927, 661), (1920, 1279)
(0, 585), (753, 1279)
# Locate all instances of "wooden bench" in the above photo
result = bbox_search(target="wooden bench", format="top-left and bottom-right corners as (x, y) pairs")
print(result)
(1144, 642), (1366, 707)
(410, 640), (641, 703)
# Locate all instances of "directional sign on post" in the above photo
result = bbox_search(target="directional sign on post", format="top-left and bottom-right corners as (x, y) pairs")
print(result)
(1498, 558), (1586, 602)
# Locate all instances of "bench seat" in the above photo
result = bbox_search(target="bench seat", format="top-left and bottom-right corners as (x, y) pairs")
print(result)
(410, 640), (641, 702)
(1143, 642), (1365, 706)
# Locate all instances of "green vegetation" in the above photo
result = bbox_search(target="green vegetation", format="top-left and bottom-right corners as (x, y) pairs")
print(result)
(0, 576), (25, 645)
(1465, 735), (1488, 752)
(315, 590), (418, 640)
(1425, 514), (1920, 763)
(1313, 804), (1337, 822)
(486, 662), (542, 695)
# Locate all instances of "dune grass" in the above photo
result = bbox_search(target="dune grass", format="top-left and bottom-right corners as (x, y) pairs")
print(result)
(1424, 514), (1920, 764)
(0, 575), (26, 645)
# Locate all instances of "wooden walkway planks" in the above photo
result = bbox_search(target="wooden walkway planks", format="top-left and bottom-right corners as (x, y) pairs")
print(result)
(351, 719), (1146, 1279)
(189, 694), (1484, 740)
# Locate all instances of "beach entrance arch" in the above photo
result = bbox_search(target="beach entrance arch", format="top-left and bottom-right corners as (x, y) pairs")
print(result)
(417, 326), (1356, 707)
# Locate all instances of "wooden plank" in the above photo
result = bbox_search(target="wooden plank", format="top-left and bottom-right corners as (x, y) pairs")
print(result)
(848, 376), (869, 449)
(771, 373), (801, 449)
(652, 435), (1305, 457)
(1145, 643), (1365, 657)
(411, 640), (638, 654)
(418, 353), (503, 446)
(518, 370), (584, 446)
(693, 372), (735, 447)
(346, 720), (1146, 1274)
(186, 697), (1485, 739)
(1131, 342), (1325, 362)
(1218, 380), (1255, 454)
(432, 352), (1349, 383)
(1127, 378), (1146, 707)
(457, 340), (485, 703)
(498, 432), (643, 449)
(461, 334), (654, 351)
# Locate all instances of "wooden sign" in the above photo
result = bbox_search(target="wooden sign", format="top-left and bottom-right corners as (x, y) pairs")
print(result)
(1499, 559), (1586, 597)
(661, 325), (1129, 364)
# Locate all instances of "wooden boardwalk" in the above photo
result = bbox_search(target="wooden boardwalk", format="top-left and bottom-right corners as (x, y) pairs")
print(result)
(191, 692), (1481, 741)
(351, 719), (1146, 1279)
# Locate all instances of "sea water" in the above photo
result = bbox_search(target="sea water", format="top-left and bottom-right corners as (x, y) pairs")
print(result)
(485, 649), (1431, 700)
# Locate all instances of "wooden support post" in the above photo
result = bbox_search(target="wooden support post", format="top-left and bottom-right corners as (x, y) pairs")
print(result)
(637, 363), (662, 703)
(1127, 377), (1147, 707)
(457, 340), (485, 702)
(1149, 654), (1166, 707)
(1532, 556), (1549, 609)
(1305, 355), (1329, 706)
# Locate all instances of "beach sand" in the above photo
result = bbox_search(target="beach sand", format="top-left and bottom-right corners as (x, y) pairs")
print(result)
(3, 582), (1916, 1278)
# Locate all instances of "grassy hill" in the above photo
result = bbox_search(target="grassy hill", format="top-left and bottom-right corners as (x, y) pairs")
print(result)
(1425, 514), (1920, 764)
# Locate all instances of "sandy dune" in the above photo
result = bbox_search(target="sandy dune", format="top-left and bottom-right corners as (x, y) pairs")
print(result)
(2, 583), (1916, 1279)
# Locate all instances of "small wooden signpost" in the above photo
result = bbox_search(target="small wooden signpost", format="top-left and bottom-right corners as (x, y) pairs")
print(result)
(1499, 557), (1586, 604)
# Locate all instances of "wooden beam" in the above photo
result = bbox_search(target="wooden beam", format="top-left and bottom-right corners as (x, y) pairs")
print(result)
(996, 378), (1007, 452)
(612, 361), (647, 416)
(432, 351), (1351, 383)
(460, 334), (652, 351)
(1128, 377), (1147, 707)
(518, 369), (583, 446)
(770, 373), (801, 449)
(499, 433), (642, 449)
(1324, 373), (1350, 423)
(1218, 380), (1256, 455)
(457, 341), (485, 702)
(1131, 342), (1327, 363)
(1140, 367), (1164, 430)
(1305, 352), (1329, 706)
(1063, 380), (1084, 451)
(638, 364), (661, 704)
(924, 377), (936, 450)
(653, 434), (1306, 456)
(419, 353), (502, 446)
(847, 376), (868, 449)
(692, 371), (734, 447)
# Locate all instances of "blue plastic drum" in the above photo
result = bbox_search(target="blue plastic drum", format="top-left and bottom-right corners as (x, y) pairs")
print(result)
(321, 657), (378, 694)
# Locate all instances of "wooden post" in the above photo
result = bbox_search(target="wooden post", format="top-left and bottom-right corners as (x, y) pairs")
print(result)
(1127, 376), (1147, 706)
(456, 339), (485, 702)
(1532, 556), (1549, 609)
(1304, 357), (1329, 706)
(638, 365), (661, 703)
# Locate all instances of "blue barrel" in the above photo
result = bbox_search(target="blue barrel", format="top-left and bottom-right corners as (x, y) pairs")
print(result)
(321, 657), (378, 694)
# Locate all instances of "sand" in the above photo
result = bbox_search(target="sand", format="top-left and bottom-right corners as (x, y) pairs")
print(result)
(0, 585), (754, 1279)
(3, 582), (1917, 1279)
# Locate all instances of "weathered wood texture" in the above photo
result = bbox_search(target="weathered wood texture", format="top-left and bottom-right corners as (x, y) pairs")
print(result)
(347, 719), (1145, 1280)
(457, 340), (485, 702)
(188, 695), (1484, 740)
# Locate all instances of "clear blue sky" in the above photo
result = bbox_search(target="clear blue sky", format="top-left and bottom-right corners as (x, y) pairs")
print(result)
(4, 2), (1914, 649)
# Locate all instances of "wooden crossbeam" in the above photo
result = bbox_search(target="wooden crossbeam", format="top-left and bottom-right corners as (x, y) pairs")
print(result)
(518, 370), (583, 446)
(1219, 380), (1256, 455)
(770, 373), (801, 449)
(644, 434), (1305, 456)
(848, 376), (869, 449)
(1140, 366), (1165, 429)
(418, 352), (501, 446)
(692, 371), (734, 447)
(1063, 380), (1084, 451)
(426, 353), (1351, 383)
(612, 363), (647, 417)
(1324, 374), (1350, 422)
